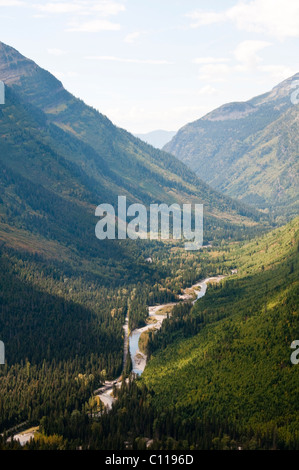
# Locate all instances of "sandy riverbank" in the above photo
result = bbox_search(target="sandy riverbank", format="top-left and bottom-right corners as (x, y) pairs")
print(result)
(97, 275), (225, 408)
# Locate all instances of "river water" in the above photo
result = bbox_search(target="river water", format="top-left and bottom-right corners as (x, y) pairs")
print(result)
(11, 276), (224, 442)
(94, 276), (224, 409)
(129, 277), (221, 376)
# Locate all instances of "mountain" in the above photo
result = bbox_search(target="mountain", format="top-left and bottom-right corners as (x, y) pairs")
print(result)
(11, 216), (297, 450)
(0, 41), (296, 449)
(0, 41), (267, 388)
(135, 130), (176, 149)
(164, 75), (299, 220)
(0, 40), (276, 438)
(140, 216), (299, 449)
(0, 39), (267, 266)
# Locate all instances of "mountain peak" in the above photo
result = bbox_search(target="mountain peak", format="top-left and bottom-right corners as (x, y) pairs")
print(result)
(0, 41), (39, 85)
(164, 73), (299, 219)
(0, 41), (67, 111)
(251, 72), (299, 107)
(200, 73), (299, 123)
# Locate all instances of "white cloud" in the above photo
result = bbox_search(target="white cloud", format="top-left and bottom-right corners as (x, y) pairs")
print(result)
(197, 85), (218, 95)
(163, 86), (218, 97)
(186, 10), (224, 28)
(0, 1), (126, 32)
(67, 20), (121, 32)
(92, 1), (125, 16)
(227, 0), (299, 39)
(34, 1), (125, 16)
(259, 65), (297, 81)
(198, 64), (231, 82)
(125, 32), (141, 44)
(187, 0), (299, 39)
(36, 3), (82, 14)
(193, 57), (230, 65)
(85, 56), (173, 65)
(196, 41), (288, 83)
(56, 1), (126, 32)
(234, 40), (272, 69)
(47, 48), (67, 56)
(0, 0), (24, 5)
(10, 1), (127, 33)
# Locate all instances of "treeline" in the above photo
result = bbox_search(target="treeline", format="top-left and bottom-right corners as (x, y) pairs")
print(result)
(0, 237), (213, 433)
(1, 219), (298, 449)
(3, 379), (297, 450)
(128, 284), (178, 331)
(146, 302), (195, 356)
(0, 251), (124, 367)
(0, 356), (103, 432)
(140, 220), (299, 450)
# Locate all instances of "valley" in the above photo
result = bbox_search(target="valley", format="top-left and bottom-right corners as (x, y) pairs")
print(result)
(96, 275), (224, 411)
(0, 40), (298, 451)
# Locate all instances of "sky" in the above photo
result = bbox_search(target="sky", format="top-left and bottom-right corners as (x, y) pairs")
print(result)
(0, 0), (299, 133)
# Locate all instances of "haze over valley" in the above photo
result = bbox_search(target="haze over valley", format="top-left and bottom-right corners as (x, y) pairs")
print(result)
(0, 0), (298, 452)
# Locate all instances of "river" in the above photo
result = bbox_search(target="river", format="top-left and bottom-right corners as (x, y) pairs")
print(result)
(11, 276), (224, 444)
(129, 276), (223, 375)
(96, 276), (224, 408)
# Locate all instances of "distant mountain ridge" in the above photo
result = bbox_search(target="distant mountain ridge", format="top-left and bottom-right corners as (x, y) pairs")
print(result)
(135, 130), (176, 149)
(164, 74), (299, 220)
(0, 43), (268, 258)
(0, 40), (266, 266)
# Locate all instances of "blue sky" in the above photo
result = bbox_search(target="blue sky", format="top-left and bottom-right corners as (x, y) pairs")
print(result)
(1, 0), (298, 133)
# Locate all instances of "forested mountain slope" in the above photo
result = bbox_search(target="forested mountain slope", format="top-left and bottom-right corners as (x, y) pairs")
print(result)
(11, 218), (298, 450)
(141, 217), (299, 449)
(0, 40), (265, 260)
(0, 41), (282, 445)
(164, 75), (299, 220)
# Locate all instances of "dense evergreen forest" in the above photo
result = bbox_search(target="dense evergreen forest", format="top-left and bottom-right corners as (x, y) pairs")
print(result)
(1, 218), (297, 450)
(0, 237), (214, 433)
(142, 218), (299, 449)
(0, 41), (297, 452)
